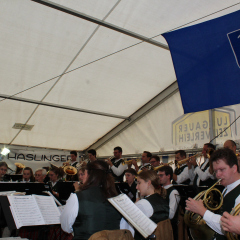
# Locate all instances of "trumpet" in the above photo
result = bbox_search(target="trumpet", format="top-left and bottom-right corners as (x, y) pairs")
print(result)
(15, 162), (25, 169)
(122, 158), (141, 165)
(184, 179), (223, 240)
(63, 158), (71, 166)
(176, 153), (203, 169)
(153, 161), (175, 171)
(76, 159), (89, 169)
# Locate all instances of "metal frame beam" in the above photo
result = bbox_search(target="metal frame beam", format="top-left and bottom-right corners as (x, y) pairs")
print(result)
(0, 94), (129, 120)
(86, 81), (178, 151)
(31, 0), (169, 50)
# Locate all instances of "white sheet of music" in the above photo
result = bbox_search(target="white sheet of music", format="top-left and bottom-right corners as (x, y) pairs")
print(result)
(33, 195), (60, 225)
(8, 196), (45, 229)
(8, 195), (60, 229)
(108, 193), (157, 238)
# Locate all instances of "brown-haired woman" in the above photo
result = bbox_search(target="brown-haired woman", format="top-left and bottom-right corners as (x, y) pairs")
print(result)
(20, 167), (34, 182)
(60, 160), (121, 240)
(73, 167), (86, 192)
(0, 162), (8, 181)
(48, 168), (62, 198)
(121, 170), (169, 240)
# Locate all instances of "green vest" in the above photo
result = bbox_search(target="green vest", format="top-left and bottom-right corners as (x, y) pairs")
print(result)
(110, 158), (125, 182)
(134, 193), (169, 240)
(215, 183), (240, 240)
(73, 186), (121, 240)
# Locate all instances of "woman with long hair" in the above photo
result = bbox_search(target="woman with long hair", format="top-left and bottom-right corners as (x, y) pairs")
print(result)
(73, 166), (85, 192)
(121, 170), (169, 239)
(0, 162), (8, 182)
(48, 168), (62, 198)
(20, 167), (34, 182)
(60, 160), (121, 240)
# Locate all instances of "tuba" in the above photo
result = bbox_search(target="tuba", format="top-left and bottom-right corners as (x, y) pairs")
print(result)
(184, 179), (223, 240)
(225, 203), (240, 240)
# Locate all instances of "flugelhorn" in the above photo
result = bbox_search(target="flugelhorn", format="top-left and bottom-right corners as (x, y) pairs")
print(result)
(153, 160), (175, 171)
(176, 153), (203, 169)
(184, 179), (223, 240)
(225, 203), (240, 240)
(122, 158), (141, 165)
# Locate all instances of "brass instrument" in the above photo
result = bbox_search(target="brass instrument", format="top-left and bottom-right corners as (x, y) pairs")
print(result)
(76, 159), (89, 169)
(184, 179), (223, 240)
(153, 160), (175, 171)
(15, 162), (25, 169)
(63, 165), (77, 175)
(122, 158), (141, 165)
(63, 158), (71, 166)
(177, 153), (203, 169)
(226, 203), (240, 240)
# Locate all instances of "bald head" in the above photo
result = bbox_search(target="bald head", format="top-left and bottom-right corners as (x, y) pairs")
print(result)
(224, 140), (236, 154)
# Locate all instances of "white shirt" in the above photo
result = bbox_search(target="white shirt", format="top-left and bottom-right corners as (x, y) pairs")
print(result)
(189, 159), (215, 186)
(203, 179), (240, 237)
(120, 198), (153, 237)
(175, 164), (190, 184)
(111, 158), (127, 176)
(60, 193), (79, 233)
(164, 184), (180, 219)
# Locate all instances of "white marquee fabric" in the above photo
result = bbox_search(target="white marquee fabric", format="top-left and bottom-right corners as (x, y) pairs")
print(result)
(0, 0), (240, 156)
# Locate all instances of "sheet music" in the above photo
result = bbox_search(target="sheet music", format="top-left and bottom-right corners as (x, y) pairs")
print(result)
(8, 196), (45, 229)
(33, 195), (60, 225)
(108, 193), (157, 238)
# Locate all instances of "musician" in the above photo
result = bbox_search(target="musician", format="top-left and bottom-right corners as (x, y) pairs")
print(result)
(158, 166), (180, 240)
(172, 150), (191, 185)
(65, 151), (78, 167)
(106, 146), (127, 182)
(60, 160), (121, 240)
(189, 143), (216, 187)
(73, 167), (86, 192)
(88, 149), (97, 163)
(48, 168), (63, 198)
(120, 170), (169, 240)
(132, 151), (152, 173)
(224, 140), (240, 170)
(34, 168), (47, 183)
(0, 162), (8, 182)
(125, 169), (137, 202)
(221, 211), (240, 236)
(186, 148), (240, 240)
(20, 167), (34, 182)
(150, 155), (161, 168)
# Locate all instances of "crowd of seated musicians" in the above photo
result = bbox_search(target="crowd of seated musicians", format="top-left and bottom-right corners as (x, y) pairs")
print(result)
(0, 140), (240, 240)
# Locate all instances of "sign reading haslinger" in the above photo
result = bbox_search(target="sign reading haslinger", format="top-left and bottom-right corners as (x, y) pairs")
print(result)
(172, 110), (232, 145)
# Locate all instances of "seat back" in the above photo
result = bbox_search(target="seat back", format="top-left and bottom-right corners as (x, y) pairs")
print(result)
(88, 229), (134, 240)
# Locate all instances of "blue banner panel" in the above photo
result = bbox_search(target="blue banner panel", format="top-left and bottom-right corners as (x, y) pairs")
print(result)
(163, 10), (240, 114)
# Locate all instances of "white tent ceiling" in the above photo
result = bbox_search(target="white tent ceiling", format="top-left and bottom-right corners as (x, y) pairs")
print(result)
(0, 0), (239, 152)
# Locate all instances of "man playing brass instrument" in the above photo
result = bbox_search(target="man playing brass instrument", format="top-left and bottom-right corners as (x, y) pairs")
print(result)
(106, 146), (127, 182)
(132, 151), (152, 173)
(172, 150), (192, 185)
(189, 143), (216, 187)
(186, 148), (240, 240)
(224, 139), (240, 171)
(150, 155), (161, 168)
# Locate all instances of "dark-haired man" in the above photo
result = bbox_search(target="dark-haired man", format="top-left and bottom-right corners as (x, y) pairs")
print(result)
(125, 169), (137, 202)
(88, 149), (97, 163)
(106, 146), (127, 182)
(64, 150), (79, 168)
(132, 151), (152, 173)
(186, 148), (240, 240)
(189, 143), (216, 187)
(224, 140), (240, 171)
(159, 166), (180, 240)
(172, 150), (191, 185)
(150, 155), (161, 168)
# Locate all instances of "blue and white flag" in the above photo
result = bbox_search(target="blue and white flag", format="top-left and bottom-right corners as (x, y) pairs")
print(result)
(163, 10), (240, 114)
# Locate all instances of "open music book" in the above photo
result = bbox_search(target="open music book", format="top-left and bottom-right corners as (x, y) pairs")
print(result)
(7, 195), (61, 229)
(108, 193), (157, 238)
